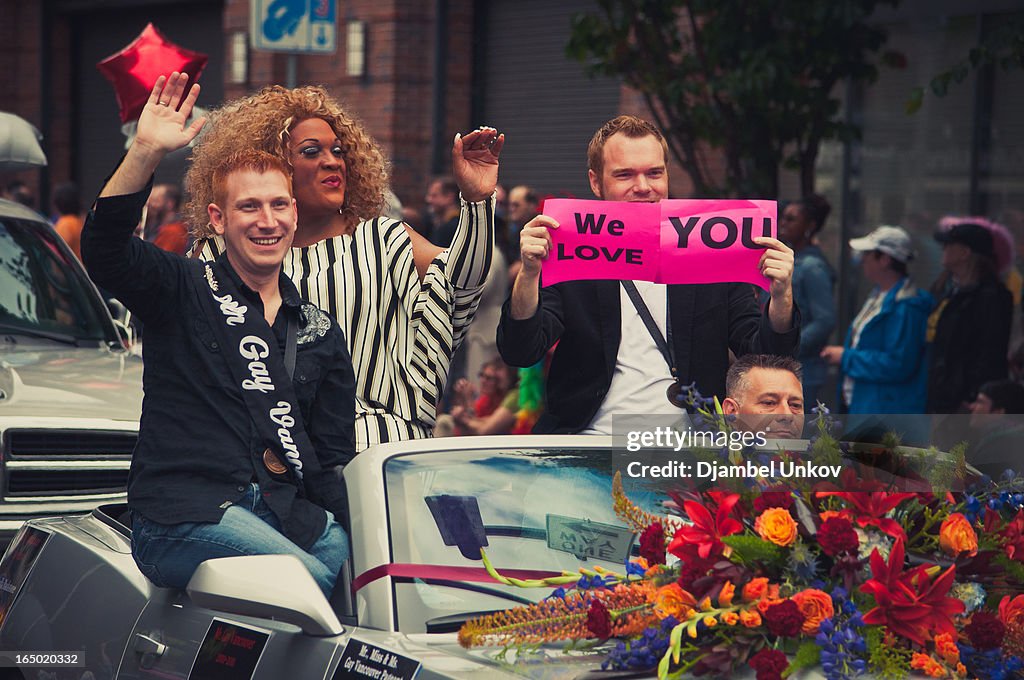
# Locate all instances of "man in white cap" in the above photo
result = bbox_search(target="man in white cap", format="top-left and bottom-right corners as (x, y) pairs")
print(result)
(820, 226), (934, 414)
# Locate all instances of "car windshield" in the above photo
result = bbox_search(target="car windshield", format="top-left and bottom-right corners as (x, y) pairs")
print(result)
(384, 448), (664, 633)
(0, 217), (112, 343)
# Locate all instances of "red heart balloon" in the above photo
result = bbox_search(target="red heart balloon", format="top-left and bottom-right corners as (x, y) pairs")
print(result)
(97, 23), (209, 124)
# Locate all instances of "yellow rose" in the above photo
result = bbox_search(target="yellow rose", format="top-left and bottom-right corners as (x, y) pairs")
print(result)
(755, 508), (798, 547)
(939, 513), (978, 557)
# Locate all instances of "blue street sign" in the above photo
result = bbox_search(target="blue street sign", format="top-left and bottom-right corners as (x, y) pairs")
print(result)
(250, 0), (337, 54)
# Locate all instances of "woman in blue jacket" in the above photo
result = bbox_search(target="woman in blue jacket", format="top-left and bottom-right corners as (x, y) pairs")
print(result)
(821, 226), (933, 414)
(778, 194), (836, 407)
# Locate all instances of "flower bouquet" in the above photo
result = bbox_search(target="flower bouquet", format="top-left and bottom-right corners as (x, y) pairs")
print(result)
(457, 401), (1024, 679)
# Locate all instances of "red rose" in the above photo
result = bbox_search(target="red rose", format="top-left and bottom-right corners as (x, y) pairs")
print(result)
(764, 600), (806, 638)
(748, 648), (789, 680)
(639, 521), (667, 565)
(817, 516), (859, 557)
(586, 598), (612, 638)
(966, 611), (1006, 650)
(754, 490), (794, 514)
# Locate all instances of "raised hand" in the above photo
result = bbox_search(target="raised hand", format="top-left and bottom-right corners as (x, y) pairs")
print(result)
(452, 126), (504, 203)
(134, 72), (206, 155)
(753, 236), (796, 332)
(99, 73), (207, 198)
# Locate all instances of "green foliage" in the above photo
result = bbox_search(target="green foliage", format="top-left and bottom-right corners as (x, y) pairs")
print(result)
(785, 641), (822, 677)
(567, 0), (897, 197)
(995, 554), (1024, 586)
(722, 534), (784, 566)
(865, 626), (912, 679)
(907, 18), (1024, 113)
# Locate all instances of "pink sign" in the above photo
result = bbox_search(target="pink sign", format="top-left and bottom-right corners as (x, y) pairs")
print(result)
(539, 199), (776, 290)
(541, 199), (661, 286)
(659, 199), (776, 289)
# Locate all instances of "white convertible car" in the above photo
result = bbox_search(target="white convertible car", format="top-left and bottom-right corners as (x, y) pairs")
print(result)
(0, 436), (665, 680)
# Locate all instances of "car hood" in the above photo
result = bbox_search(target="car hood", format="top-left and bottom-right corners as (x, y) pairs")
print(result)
(0, 344), (143, 421)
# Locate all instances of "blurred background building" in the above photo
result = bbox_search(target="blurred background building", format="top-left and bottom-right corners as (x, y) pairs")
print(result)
(1, 0), (1021, 342)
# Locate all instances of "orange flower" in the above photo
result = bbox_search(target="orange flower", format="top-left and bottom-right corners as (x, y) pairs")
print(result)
(753, 582), (783, 613)
(703, 615), (718, 628)
(819, 510), (846, 522)
(721, 612), (739, 626)
(792, 588), (835, 635)
(757, 595), (785, 614)
(743, 577), (769, 602)
(1000, 594), (1024, 628)
(718, 581), (736, 607)
(654, 583), (696, 620)
(910, 653), (945, 678)
(755, 508), (798, 547)
(739, 609), (762, 627)
(939, 513), (978, 557)
(934, 632), (960, 665)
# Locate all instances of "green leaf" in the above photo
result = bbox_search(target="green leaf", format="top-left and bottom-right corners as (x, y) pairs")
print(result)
(931, 73), (951, 97)
(722, 534), (784, 565)
(994, 554), (1024, 585)
(904, 86), (924, 115)
(669, 622), (684, 663)
(658, 647), (672, 679)
(787, 641), (821, 674)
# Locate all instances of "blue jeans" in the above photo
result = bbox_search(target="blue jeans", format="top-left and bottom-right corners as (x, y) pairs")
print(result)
(131, 483), (349, 597)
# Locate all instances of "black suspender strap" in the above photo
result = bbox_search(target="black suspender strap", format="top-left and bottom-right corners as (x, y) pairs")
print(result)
(620, 281), (677, 380)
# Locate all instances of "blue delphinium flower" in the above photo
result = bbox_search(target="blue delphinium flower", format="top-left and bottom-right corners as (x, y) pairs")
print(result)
(602, 616), (680, 670)
(964, 495), (983, 523)
(545, 587), (567, 600)
(575, 574), (611, 590)
(625, 560), (647, 578)
(816, 588), (867, 679)
(959, 643), (1024, 680)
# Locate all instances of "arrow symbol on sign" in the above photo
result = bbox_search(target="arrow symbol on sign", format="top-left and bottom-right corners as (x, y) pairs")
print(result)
(562, 521), (619, 538)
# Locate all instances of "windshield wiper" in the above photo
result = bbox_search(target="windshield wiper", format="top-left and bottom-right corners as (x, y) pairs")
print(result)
(0, 324), (79, 346)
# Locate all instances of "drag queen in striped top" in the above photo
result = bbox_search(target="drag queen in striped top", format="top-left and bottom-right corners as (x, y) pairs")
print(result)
(184, 85), (502, 451)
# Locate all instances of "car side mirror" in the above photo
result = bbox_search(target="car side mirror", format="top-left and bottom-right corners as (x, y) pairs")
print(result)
(113, 319), (135, 351)
(186, 555), (343, 636)
(107, 298), (135, 351)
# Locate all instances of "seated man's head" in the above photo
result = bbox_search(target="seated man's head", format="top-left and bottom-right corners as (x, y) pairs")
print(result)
(969, 379), (1024, 428)
(722, 355), (804, 439)
(587, 115), (669, 203)
(207, 150), (297, 282)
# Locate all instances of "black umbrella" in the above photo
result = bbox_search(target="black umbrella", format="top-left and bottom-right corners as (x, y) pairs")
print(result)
(0, 112), (47, 171)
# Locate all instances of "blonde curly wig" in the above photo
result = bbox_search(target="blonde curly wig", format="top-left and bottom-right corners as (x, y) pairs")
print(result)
(184, 85), (389, 237)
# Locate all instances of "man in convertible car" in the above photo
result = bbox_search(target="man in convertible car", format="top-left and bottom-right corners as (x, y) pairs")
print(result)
(81, 72), (355, 598)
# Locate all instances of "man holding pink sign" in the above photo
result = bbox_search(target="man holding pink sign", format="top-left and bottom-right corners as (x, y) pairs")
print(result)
(496, 116), (800, 434)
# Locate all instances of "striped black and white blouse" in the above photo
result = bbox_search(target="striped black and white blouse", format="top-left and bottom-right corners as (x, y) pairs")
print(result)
(198, 197), (494, 451)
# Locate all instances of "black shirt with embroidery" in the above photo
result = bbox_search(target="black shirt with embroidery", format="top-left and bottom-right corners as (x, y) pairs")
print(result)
(81, 181), (355, 550)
